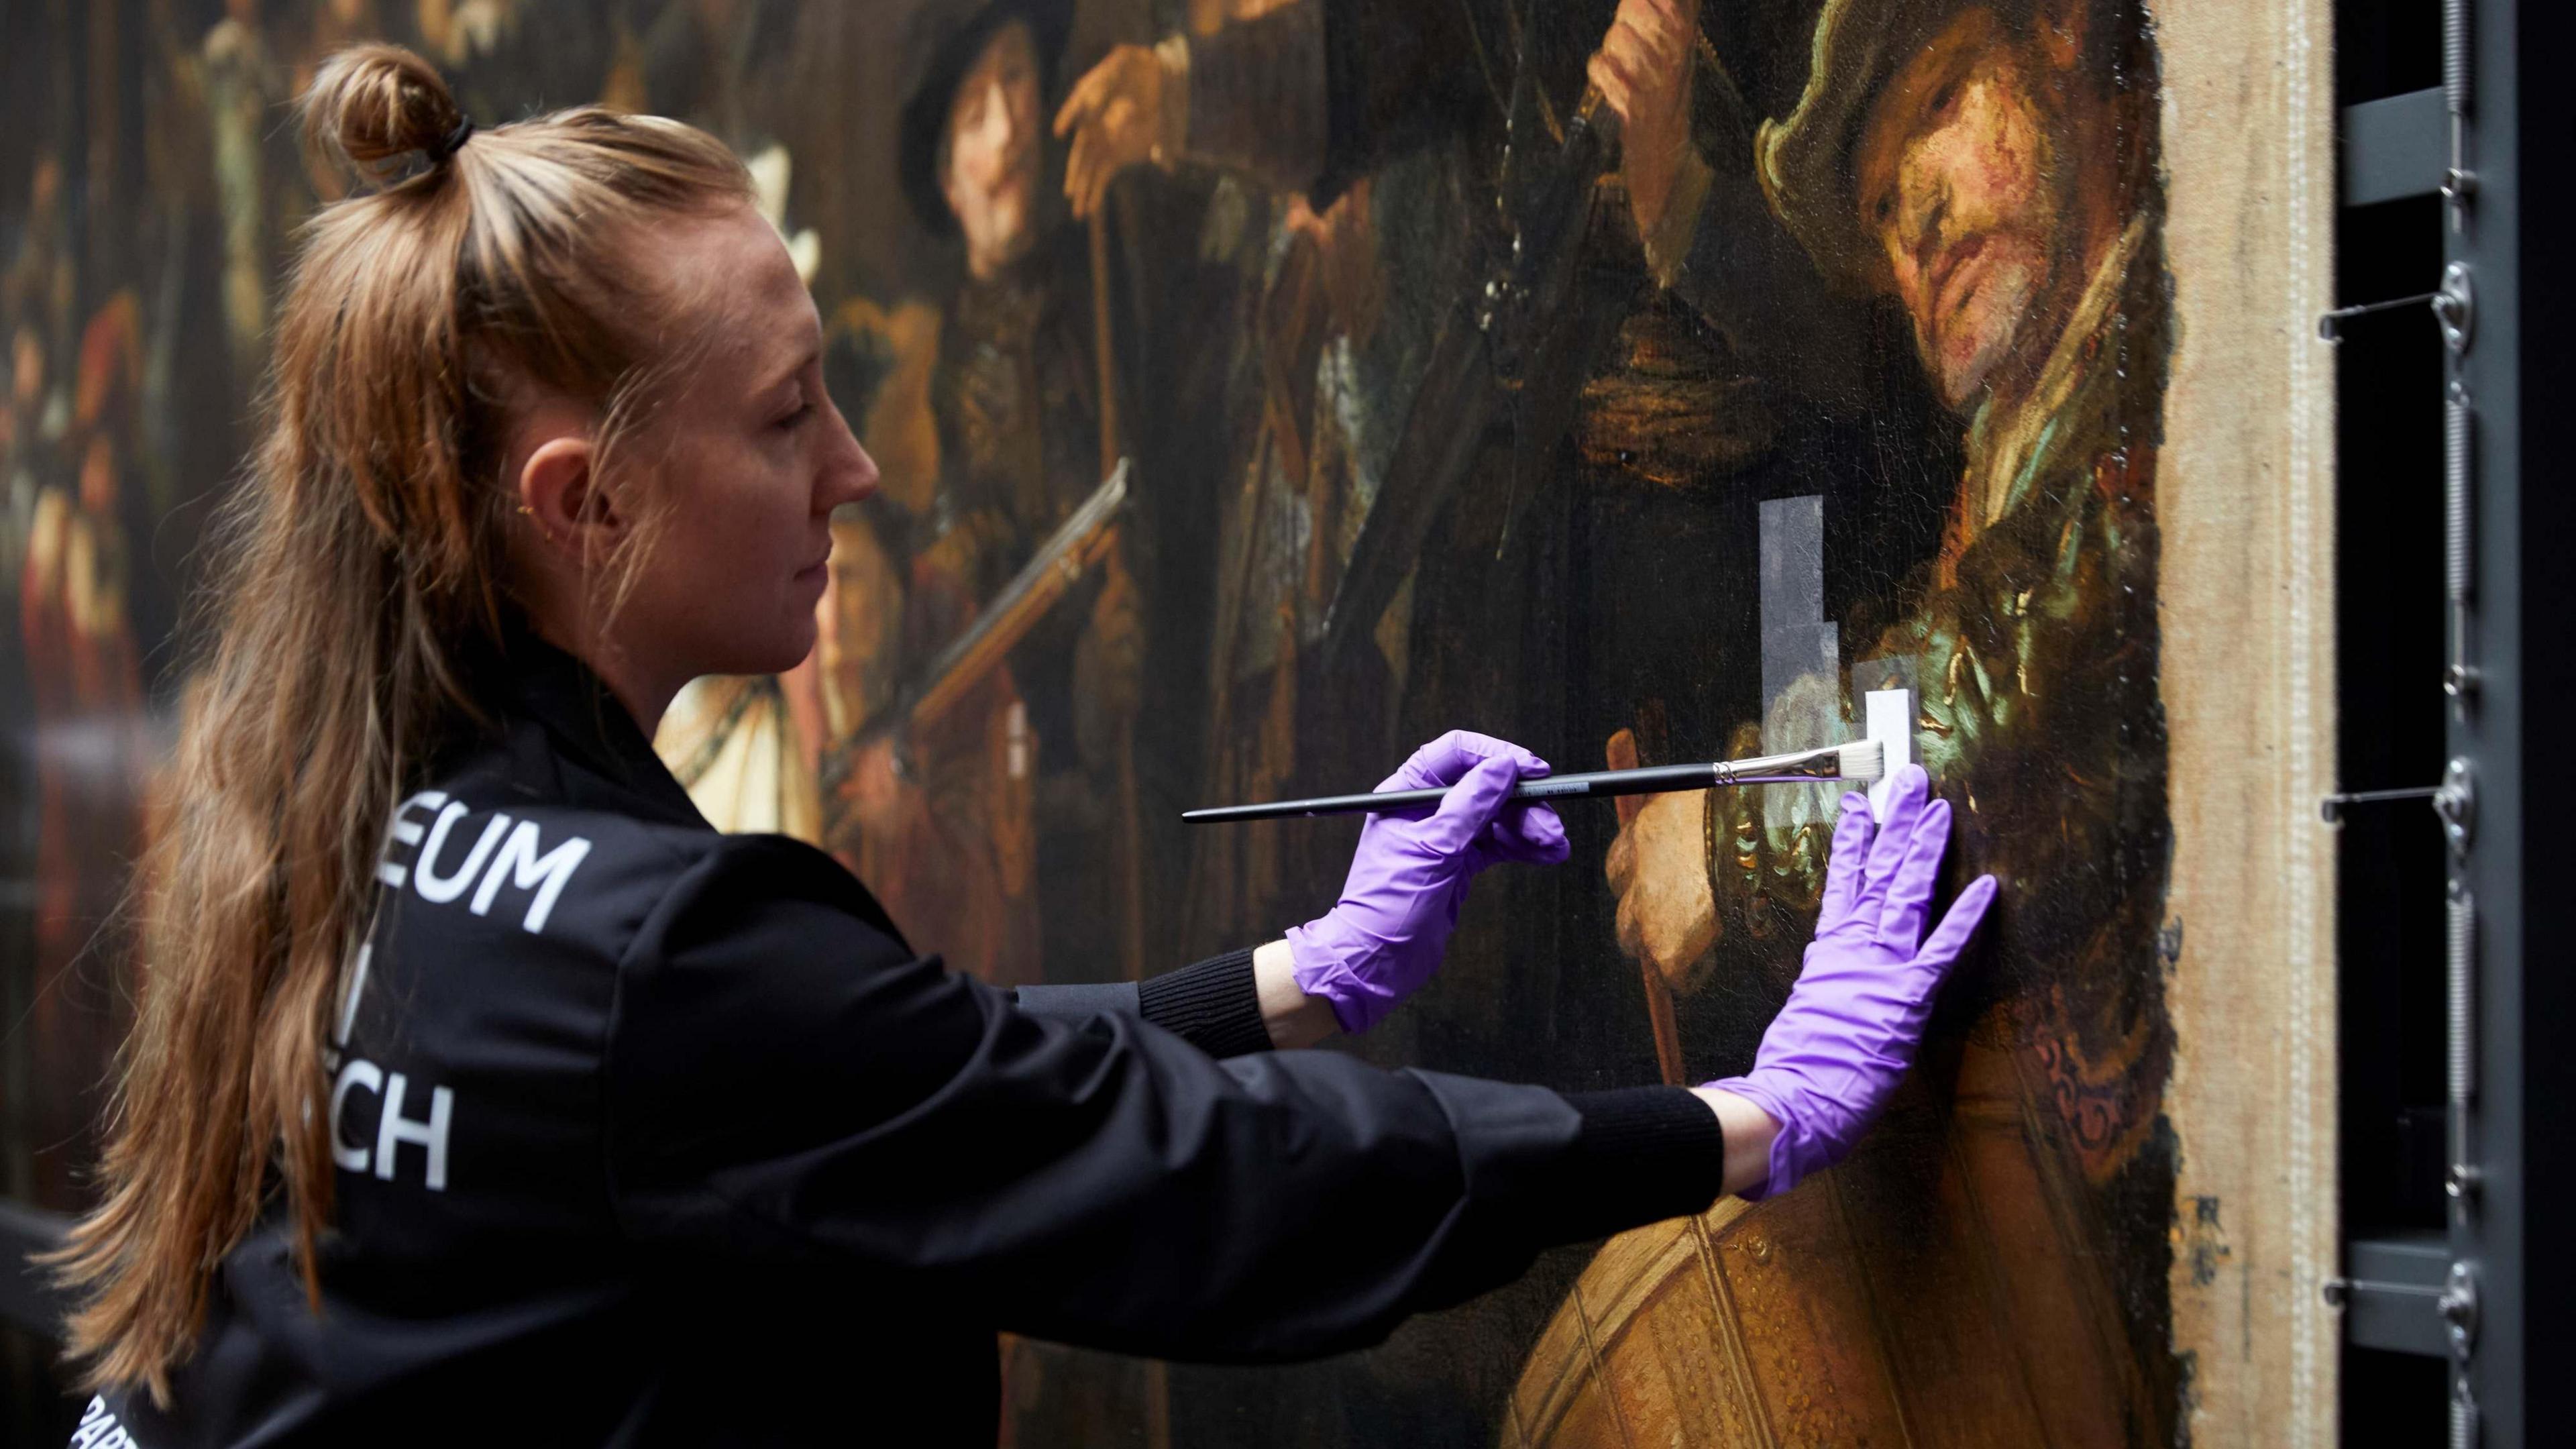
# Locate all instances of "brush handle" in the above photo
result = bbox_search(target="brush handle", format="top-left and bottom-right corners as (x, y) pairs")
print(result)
(1181, 762), (1831, 824)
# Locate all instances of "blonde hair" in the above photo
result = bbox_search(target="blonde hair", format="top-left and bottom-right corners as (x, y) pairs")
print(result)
(47, 44), (751, 1401)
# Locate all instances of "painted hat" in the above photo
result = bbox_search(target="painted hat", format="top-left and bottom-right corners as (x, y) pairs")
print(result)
(1754, 0), (1972, 286)
(896, 0), (1075, 238)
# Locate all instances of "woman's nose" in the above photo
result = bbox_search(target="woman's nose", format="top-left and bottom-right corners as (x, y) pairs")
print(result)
(833, 426), (880, 508)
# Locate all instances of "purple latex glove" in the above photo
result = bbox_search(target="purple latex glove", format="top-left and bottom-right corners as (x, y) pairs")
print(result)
(1287, 731), (1571, 1033)
(1705, 764), (1997, 1200)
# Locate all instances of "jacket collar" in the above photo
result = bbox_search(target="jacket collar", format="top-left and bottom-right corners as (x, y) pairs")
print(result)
(492, 621), (709, 830)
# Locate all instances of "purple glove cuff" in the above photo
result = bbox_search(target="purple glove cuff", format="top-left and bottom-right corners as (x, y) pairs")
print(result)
(1695, 768), (1996, 1205)
(1285, 916), (1391, 1035)
(1289, 732), (1568, 1036)
(1703, 1076), (1807, 1202)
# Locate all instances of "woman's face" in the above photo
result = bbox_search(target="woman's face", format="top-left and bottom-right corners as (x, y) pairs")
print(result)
(615, 201), (877, 685)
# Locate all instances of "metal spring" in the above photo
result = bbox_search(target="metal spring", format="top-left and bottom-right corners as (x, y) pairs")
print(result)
(2452, 1378), (2478, 1449)
(2445, 0), (2471, 117)
(2448, 885), (2475, 1106)
(2447, 387), (2473, 604)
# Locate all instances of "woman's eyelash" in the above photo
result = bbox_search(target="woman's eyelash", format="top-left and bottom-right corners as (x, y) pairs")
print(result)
(776, 400), (815, 430)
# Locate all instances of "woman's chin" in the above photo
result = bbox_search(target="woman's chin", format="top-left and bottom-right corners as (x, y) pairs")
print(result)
(704, 623), (818, 679)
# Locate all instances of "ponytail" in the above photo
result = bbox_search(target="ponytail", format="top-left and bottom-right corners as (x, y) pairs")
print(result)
(48, 44), (751, 1401)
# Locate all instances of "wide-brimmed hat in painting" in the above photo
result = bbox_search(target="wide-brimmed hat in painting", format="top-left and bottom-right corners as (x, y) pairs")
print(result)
(1754, 0), (1976, 286)
(896, 0), (1075, 239)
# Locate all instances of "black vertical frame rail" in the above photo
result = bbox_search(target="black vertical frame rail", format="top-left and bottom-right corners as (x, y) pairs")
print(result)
(2453, 0), (2557, 1442)
(2438, 6), (2485, 1445)
(2331, 1), (2573, 1443)
(2485, 0), (2576, 1444)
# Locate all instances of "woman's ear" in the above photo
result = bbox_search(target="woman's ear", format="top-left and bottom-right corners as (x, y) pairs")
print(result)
(517, 434), (623, 563)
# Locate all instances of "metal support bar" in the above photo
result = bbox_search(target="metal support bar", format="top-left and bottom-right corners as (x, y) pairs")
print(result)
(2438, 0), (2482, 1437)
(2318, 289), (2442, 339)
(2327, 1233), (2453, 1356)
(2317, 262), (2472, 344)
(2343, 87), (2449, 207)
(2445, 0), (2477, 231)
(2318, 758), (2475, 851)
(2319, 784), (2443, 820)
(2449, 884), (2482, 1203)
(2448, 383), (2479, 704)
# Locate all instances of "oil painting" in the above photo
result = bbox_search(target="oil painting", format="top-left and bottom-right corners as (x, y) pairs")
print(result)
(1, 0), (2339, 1442)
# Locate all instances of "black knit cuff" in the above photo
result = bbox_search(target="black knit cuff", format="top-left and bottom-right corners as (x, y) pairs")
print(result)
(1138, 947), (1272, 1057)
(1543, 1087), (1729, 1240)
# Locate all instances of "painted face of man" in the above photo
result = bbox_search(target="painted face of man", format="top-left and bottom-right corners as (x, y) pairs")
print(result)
(1854, 8), (2064, 411)
(941, 20), (1044, 280)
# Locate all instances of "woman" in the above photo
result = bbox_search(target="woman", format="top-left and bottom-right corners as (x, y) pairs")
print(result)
(52, 47), (1994, 1446)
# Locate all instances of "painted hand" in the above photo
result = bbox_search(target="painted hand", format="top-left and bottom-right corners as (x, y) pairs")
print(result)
(1054, 44), (1169, 220)
(1588, 0), (1701, 244)
(1704, 765), (1998, 1199)
(1288, 731), (1570, 1033)
(1604, 731), (1718, 990)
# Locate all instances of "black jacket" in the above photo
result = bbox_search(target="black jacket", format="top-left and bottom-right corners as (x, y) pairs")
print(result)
(101, 634), (1726, 1446)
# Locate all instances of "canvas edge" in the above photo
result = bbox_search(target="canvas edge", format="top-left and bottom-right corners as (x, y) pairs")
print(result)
(2152, 0), (2343, 1444)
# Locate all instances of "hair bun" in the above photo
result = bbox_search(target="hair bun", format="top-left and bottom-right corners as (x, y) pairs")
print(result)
(301, 43), (470, 179)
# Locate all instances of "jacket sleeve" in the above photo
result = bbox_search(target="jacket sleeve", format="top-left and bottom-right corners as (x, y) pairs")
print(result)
(1014, 946), (1277, 1058)
(605, 836), (1725, 1362)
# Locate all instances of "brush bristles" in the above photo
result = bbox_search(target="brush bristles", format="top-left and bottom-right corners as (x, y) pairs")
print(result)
(1835, 739), (1885, 782)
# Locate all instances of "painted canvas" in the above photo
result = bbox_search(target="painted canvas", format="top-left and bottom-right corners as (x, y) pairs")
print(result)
(0, 0), (2339, 1442)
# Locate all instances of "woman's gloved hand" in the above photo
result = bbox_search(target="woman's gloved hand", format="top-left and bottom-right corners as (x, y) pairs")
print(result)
(1704, 764), (1996, 1199)
(1287, 731), (1570, 1034)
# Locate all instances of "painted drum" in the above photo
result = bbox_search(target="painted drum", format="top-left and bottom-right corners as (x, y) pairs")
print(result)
(1511, 1020), (2163, 1448)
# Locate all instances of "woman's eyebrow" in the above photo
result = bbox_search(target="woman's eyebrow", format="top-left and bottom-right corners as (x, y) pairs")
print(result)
(758, 345), (820, 398)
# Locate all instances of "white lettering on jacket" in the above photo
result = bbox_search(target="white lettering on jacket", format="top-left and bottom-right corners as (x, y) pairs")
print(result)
(325, 939), (458, 1193)
(375, 791), (447, 890)
(468, 819), (593, 934)
(329, 1059), (382, 1174)
(413, 802), (511, 903)
(376, 790), (592, 934)
(70, 1395), (146, 1449)
(375, 1073), (455, 1190)
(330, 1058), (457, 1193)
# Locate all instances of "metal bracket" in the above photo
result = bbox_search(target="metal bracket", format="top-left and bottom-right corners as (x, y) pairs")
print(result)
(2441, 1258), (2480, 1356)
(2318, 758), (2473, 854)
(2316, 262), (2473, 351)
(2436, 755), (2476, 856)
(2442, 1256), (2481, 1449)
(2438, 262), (2475, 354)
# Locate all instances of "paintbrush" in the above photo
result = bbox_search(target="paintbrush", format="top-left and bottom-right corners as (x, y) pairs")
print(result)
(1181, 739), (1886, 824)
